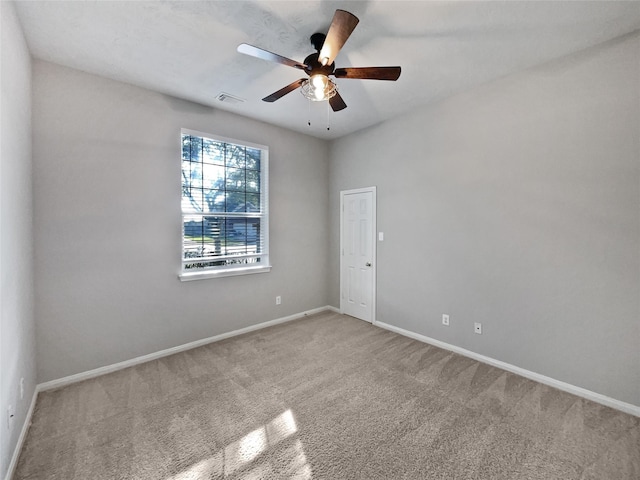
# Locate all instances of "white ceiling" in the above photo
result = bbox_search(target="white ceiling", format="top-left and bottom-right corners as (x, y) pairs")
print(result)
(13, 1), (640, 140)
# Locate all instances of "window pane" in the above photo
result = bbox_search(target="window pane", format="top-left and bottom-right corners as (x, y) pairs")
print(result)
(225, 218), (247, 255)
(246, 193), (260, 212)
(201, 217), (223, 255)
(202, 189), (225, 213)
(182, 134), (191, 160)
(202, 163), (225, 189)
(181, 160), (192, 187)
(246, 169), (259, 193)
(183, 217), (204, 258)
(225, 144), (246, 169)
(189, 136), (202, 161)
(247, 218), (261, 251)
(225, 191), (247, 212)
(182, 189), (203, 213)
(203, 139), (224, 165)
(187, 163), (202, 188)
(246, 148), (260, 171)
(225, 167), (245, 191)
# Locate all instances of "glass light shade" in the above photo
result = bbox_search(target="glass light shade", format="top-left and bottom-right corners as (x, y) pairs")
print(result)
(300, 75), (337, 102)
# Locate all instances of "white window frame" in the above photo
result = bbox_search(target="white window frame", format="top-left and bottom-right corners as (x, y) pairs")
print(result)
(179, 128), (270, 281)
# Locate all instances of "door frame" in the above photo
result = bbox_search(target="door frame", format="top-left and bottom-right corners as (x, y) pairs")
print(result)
(340, 186), (377, 324)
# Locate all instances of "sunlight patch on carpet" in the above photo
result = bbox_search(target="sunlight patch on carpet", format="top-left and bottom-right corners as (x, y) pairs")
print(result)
(167, 408), (310, 479)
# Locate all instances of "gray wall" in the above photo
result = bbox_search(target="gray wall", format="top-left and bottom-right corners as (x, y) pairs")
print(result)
(0, 2), (36, 477)
(329, 34), (640, 406)
(33, 61), (330, 383)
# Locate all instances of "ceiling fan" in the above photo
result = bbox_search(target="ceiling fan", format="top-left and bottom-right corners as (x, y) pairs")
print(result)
(237, 9), (401, 112)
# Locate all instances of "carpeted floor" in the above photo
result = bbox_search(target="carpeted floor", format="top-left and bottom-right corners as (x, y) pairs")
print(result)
(14, 311), (640, 479)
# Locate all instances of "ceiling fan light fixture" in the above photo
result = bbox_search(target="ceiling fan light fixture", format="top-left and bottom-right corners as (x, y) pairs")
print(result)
(311, 74), (328, 99)
(238, 9), (400, 115)
(301, 74), (337, 102)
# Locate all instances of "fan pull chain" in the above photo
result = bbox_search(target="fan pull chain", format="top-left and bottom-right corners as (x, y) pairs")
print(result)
(326, 100), (330, 131)
(308, 99), (311, 126)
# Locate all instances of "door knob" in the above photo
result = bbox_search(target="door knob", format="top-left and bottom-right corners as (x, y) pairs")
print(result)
(366, 262), (372, 267)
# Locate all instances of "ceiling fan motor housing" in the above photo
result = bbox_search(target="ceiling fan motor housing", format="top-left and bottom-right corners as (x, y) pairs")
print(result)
(303, 51), (335, 77)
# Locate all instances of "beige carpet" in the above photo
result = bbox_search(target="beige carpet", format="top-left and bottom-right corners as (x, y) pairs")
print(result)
(14, 311), (639, 479)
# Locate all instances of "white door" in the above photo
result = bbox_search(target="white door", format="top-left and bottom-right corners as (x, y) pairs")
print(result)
(340, 188), (376, 323)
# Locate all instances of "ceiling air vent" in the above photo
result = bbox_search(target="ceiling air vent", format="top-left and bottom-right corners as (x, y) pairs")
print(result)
(216, 92), (245, 105)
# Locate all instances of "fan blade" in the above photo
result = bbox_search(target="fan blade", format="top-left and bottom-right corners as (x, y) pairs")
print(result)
(334, 67), (401, 81)
(262, 79), (306, 102)
(238, 43), (307, 70)
(318, 10), (359, 66)
(329, 91), (347, 112)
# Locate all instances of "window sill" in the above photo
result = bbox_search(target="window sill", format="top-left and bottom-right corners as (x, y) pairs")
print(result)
(179, 265), (271, 282)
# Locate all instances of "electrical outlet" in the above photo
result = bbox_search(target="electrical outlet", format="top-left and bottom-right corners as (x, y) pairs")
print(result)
(474, 322), (482, 334)
(275, 296), (281, 305)
(20, 377), (24, 400)
(442, 314), (449, 326)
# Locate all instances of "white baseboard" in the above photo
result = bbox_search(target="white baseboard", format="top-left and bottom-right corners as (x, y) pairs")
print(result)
(17, 307), (635, 480)
(4, 388), (38, 480)
(375, 321), (640, 418)
(38, 305), (335, 392)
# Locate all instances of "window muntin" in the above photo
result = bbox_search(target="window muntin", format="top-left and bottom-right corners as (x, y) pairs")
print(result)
(180, 129), (269, 279)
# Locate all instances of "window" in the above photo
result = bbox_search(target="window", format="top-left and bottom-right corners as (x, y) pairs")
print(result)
(180, 129), (270, 280)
